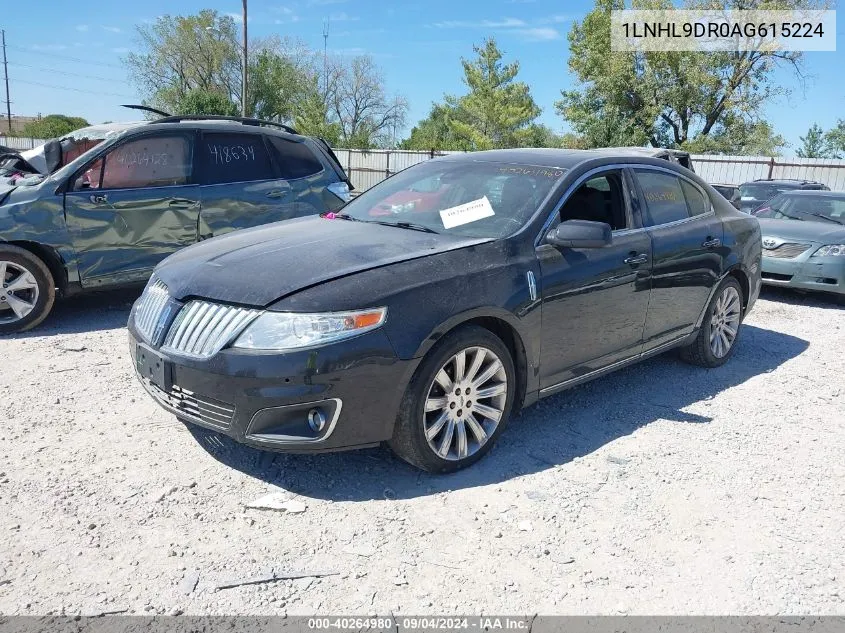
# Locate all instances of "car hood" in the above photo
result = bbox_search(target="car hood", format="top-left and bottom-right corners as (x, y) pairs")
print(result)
(155, 215), (493, 306)
(758, 218), (845, 244)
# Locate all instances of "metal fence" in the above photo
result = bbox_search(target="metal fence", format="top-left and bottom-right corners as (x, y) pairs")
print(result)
(6, 136), (845, 191)
(0, 136), (43, 150)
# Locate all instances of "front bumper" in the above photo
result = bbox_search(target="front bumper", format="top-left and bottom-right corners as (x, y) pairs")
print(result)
(128, 322), (419, 453)
(761, 251), (845, 295)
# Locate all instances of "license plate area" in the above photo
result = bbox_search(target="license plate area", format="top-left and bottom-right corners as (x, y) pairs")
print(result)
(136, 343), (172, 391)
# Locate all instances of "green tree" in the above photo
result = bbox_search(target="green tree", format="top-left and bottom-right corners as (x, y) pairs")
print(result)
(796, 124), (829, 158)
(684, 118), (787, 156)
(823, 120), (845, 159)
(294, 81), (343, 146)
(175, 88), (239, 116)
(248, 45), (312, 122)
(22, 115), (89, 139)
(558, 0), (809, 151)
(401, 38), (543, 151)
(126, 10), (242, 115)
(399, 104), (473, 151)
(450, 38), (541, 150)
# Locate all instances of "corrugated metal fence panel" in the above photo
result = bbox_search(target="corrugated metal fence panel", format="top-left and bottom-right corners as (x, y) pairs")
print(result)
(690, 154), (772, 186)
(769, 157), (845, 190)
(0, 136), (45, 150)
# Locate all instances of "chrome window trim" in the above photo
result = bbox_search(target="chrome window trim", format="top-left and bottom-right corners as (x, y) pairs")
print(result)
(533, 162), (639, 248)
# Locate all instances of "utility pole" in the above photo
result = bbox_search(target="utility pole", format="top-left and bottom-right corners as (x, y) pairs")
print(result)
(241, 0), (248, 117)
(322, 18), (330, 99)
(2, 30), (11, 134)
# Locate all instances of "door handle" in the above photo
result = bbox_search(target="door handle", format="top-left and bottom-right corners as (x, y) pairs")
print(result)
(624, 253), (649, 265)
(702, 237), (722, 248)
(266, 189), (289, 199)
(89, 194), (108, 204)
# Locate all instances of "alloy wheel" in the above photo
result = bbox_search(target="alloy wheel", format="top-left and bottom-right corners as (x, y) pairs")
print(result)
(710, 285), (741, 358)
(423, 346), (508, 461)
(0, 260), (40, 325)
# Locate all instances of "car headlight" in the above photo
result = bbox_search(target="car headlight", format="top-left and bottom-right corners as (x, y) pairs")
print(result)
(812, 244), (845, 257)
(232, 307), (387, 351)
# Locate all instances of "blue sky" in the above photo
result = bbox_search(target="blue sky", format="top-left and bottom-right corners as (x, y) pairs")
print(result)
(3, 0), (843, 152)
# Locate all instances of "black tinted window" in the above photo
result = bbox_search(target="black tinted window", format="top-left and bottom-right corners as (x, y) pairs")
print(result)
(201, 133), (274, 185)
(680, 179), (709, 217)
(634, 170), (689, 226)
(560, 172), (629, 231)
(268, 137), (323, 179)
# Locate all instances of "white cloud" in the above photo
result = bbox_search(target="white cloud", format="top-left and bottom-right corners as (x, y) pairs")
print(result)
(538, 15), (574, 24)
(75, 25), (89, 32)
(515, 27), (561, 41)
(329, 12), (359, 22)
(273, 7), (300, 24)
(434, 18), (527, 29)
(101, 26), (122, 33)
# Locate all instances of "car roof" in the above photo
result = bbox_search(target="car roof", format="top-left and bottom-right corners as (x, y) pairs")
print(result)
(778, 189), (845, 197)
(742, 179), (825, 186)
(435, 148), (694, 170)
(141, 119), (306, 141)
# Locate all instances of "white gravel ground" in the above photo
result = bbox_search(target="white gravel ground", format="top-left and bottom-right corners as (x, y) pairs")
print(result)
(0, 287), (843, 616)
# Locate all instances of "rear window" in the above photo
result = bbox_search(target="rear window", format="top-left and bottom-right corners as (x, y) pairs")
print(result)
(201, 132), (275, 185)
(739, 183), (782, 200)
(268, 137), (324, 180)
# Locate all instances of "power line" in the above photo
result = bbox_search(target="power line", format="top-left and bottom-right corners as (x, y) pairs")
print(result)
(8, 62), (129, 84)
(7, 45), (124, 69)
(9, 78), (135, 99)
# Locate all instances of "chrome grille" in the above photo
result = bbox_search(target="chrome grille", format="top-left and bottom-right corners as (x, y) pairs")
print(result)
(143, 380), (234, 430)
(134, 279), (172, 345)
(162, 300), (261, 358)
(763, 242), (812, 259)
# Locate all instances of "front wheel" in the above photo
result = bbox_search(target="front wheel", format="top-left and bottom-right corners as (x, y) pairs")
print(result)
(0, 245), (56, 334)
(389, 325), (516, 473)
(680, 277), (744, 368)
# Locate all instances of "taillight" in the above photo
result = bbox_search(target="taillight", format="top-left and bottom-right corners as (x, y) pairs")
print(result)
(327, 181), (351, 203)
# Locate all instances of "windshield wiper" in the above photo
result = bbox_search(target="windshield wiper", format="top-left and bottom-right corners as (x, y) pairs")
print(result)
(804, 212), (843, 225)
(370, 220), (440, 234)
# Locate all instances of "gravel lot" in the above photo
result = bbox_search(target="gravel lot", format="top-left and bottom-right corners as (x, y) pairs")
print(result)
(1, 287), (843, 616)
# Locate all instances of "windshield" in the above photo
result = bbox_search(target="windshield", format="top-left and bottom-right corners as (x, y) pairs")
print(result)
(337, 160), (566, 238)
(755, 194), (845, 225)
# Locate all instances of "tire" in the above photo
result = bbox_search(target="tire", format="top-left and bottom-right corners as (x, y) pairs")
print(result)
(0, 245), (56, 334)
(389, 325), (517, 473)
(680, 276), (744, 368)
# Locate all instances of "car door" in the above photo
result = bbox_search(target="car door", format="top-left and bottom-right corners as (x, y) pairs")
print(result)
(63, 132), (199, 287)
(537, 167), (653, 391)
(631, 167), (724, 350)
(197, 131), (298, 239)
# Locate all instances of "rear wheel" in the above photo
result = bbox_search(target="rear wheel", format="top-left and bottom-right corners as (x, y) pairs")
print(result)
(389, 325), (516, 473)
(0, 245), (56, 334)
(680, 277), (743, 368)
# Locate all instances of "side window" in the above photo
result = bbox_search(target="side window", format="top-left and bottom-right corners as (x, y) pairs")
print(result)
(268, 137), (324, 180)
(100, 136), (192, 190)
(634, 170), (689, 226)
(73, 157), (104, 191)
(558, 171), (628, 231)
(679, 179), (710, 217)
(201, 133), (274, 185)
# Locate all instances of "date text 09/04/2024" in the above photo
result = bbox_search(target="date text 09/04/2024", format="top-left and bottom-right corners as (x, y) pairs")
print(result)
(307, 617), (533, 630)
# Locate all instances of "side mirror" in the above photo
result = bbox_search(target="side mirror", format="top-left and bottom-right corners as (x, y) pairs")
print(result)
(545, 219), (612, 249)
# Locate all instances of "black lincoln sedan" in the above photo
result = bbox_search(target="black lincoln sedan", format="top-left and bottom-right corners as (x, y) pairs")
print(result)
(129, 149), (762, 472)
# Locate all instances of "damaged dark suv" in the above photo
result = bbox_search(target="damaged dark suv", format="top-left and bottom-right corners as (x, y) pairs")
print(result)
(0, 116), (352, 333)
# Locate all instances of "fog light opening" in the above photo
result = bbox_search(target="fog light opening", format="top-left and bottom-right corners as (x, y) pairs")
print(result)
(307, 408), (327, 433)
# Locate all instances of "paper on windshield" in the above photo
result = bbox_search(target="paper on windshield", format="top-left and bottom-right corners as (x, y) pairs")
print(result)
(439, 196), (495, 229)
